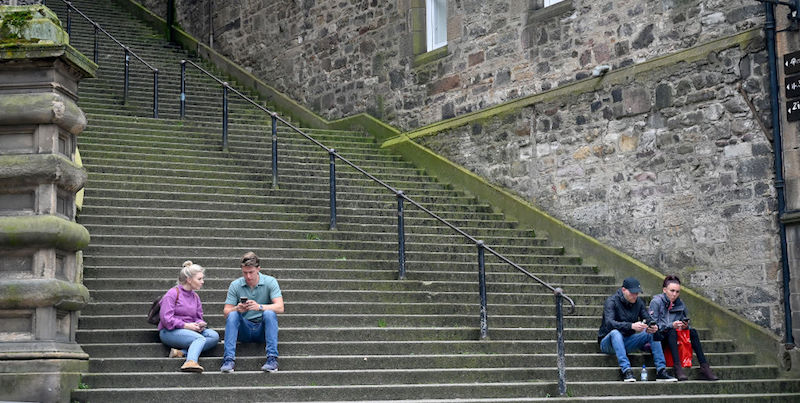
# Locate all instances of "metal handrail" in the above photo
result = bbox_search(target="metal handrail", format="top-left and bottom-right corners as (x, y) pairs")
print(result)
(44, 0), (159, 118)
(180, 58), (575, 396)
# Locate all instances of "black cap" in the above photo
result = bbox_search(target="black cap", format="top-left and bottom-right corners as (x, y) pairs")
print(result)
(622, 277), (642, 293)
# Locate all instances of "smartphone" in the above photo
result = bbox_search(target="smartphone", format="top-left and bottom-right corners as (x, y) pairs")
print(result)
(682, 318), (690, 325)
(647, 320), (656, 327)
(239, 297), (248, 304)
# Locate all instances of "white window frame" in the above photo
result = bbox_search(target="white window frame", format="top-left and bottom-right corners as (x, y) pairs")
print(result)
(544, 0), (565, 6)
(426, 0), (447, 52)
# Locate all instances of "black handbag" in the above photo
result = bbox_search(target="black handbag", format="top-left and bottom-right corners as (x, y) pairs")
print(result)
(147, 287), (179, 325)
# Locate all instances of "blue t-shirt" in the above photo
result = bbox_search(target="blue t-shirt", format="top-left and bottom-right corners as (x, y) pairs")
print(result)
(225, 273), (282, 322)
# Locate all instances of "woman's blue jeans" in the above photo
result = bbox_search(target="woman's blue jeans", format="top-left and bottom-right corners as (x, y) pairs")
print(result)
(223, 310), (279, 360)
(159, 328), (219, 362)
(600, 329), (666, 373)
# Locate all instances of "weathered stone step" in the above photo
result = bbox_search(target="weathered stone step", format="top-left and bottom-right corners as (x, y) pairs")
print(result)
(81, 245), (578, 265)
(78, 199), (505, 221)
(81, 184), (480, 209)
(69, 378), (800, 403)
(77, 313), (601, 330)
(82, 178), (456, 198)
(81, 190), (485, 215)
(77, 338), (739, 357)
(85, 289), (600, 305)
(80, 301), (602, 316)
(83, 170), (443, 192)
(80, 147), (406, 167)
(76, 350), (743, 373)
(85, 236), (558, 257)
(75, 327), (618, 344)
(82, 265), (598, 282)
(83, 278), (600, 296)
(75, 365), (775, 389)
(77, 209), (519, 229)
(77, 214), (522, 236)
(83, 115), (361, 137)
(78, 135), (388, 156)
(79, 126), (375, 148)
(81, 225), (544, 247)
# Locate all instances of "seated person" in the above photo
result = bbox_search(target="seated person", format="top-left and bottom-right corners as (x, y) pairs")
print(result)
(598, 277), (676, 382)
(649, 274), (719, 381)
(158, 261), (219, 373)
(220, 251), (284, 373)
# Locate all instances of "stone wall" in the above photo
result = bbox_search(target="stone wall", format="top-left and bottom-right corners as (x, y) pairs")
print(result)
(162, 0), (763, 130)
(419, 42), (782, 331)
(139, 0), (786, 333)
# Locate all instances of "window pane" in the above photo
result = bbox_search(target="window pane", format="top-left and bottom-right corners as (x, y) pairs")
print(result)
(427, 0), (447, 51)
(544, 0), (565, 6)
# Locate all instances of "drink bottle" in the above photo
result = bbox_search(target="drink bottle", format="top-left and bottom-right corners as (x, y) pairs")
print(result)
(640, 364), (648, 381)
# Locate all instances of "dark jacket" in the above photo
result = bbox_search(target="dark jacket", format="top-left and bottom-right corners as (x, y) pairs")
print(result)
(597, 288), (654, 342)
(648, 292), (689, 333)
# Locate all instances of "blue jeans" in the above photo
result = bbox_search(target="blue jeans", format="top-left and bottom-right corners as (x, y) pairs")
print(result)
(600, 329), (666, 373)
(159, 328), (219, 362)
(223, 310), (279, 360)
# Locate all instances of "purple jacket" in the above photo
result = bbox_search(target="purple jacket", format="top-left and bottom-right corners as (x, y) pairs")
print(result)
(157, 286), (205, 331)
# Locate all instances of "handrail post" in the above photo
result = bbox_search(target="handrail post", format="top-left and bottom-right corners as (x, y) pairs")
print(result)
(271, 114), (278, 188)
(329, 149), (337, 231)
(396, 191), (406, 280)
(179, 60), (186, 119)
(222, 82), (229, 151)
(554, 287), (567, 396)
(153, 69), (159, 119)
(93, 24), (98, 64)
(477, 240), (488, 339)
(66, 2), (72, 35)
(123, 47), (130, 105)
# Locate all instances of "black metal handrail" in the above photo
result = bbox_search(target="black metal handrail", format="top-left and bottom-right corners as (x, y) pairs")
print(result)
(44, 0), (159, 118)
(180, 58), (576, 396)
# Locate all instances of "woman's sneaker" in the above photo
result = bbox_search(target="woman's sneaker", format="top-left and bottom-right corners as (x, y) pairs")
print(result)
(220, 358), (235, 373)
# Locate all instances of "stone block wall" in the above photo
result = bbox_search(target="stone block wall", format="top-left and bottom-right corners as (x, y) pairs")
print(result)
(136, 0), (788, 334)
(161, 0), (763, 130)
(419, 42), (782, 331)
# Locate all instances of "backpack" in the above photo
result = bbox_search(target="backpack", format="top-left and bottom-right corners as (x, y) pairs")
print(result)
(147, 287), (179, 325)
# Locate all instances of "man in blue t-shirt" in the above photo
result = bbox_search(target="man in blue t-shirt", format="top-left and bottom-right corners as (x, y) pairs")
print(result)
(220, 251), (284, 373)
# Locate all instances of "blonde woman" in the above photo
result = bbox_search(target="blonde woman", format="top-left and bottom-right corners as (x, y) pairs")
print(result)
(158, 261), (219, 372)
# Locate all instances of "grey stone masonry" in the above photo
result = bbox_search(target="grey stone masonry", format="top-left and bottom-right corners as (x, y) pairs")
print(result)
(419, 41), (782, 333)
(0, 4), (95, 403)
(161, 0), (764, 130)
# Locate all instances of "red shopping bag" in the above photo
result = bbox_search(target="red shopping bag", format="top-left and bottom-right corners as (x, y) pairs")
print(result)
(663, 329), (693, 367)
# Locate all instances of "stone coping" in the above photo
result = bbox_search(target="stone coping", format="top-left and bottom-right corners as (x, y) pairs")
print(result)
(0, 278), (89, 311)
(0, 215), (90, 250)
(0, 154), (87, 192)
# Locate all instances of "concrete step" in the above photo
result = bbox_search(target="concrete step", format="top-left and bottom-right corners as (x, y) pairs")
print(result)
(67, 379), (800, 403)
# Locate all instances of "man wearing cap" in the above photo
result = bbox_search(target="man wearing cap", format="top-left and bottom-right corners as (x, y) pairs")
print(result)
(597, 277), (677, 382)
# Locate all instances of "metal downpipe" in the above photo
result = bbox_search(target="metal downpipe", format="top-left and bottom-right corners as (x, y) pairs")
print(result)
(765, 2), (795, 346)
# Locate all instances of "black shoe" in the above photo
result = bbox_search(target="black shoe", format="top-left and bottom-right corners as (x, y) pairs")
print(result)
(623, 369), (636, 382)
(656, 367), (677, 382)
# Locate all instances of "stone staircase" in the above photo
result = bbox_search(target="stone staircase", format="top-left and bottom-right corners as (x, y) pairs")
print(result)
(45, 0), (800, 401)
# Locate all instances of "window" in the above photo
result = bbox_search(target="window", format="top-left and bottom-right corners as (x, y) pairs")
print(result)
(544, 0), (565, 6)
(426, 0), (447, 52)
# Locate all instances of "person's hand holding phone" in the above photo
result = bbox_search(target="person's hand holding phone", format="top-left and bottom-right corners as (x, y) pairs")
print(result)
(237, 297), (249, 313)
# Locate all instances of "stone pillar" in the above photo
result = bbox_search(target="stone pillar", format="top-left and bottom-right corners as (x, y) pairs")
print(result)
(0, 4), (96, 403)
